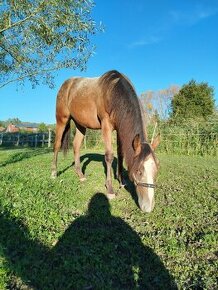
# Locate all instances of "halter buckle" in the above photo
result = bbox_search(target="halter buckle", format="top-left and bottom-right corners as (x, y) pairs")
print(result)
(136, 182), (155, 188)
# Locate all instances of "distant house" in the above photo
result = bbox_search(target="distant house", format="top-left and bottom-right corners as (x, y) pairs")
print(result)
(6, 123), (39, 133)
(6, 124), (19, 133)
(18, 122), (39, 132)
(0, 127), (6, 132)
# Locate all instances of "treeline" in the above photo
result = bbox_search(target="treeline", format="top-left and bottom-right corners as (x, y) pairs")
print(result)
(142, 79), (217, 156)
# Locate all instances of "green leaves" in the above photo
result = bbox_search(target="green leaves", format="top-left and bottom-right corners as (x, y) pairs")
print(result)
(0, 0), (101, 88)
(171, 80), (215, 120)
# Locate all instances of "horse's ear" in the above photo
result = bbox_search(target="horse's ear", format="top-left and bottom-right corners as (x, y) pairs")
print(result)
(151, 133), (160, 151)
(133, 134), (141, 156)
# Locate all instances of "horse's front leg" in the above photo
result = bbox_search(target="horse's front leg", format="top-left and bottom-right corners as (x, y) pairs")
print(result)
(101, 117), (116, 199)
(73, 125), (86, 181)
(117, 135), (126, 188)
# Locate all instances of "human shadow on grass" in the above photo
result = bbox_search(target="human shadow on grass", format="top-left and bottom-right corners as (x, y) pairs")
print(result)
(0, 148), (51, 167)
(0, 193), (178, 290)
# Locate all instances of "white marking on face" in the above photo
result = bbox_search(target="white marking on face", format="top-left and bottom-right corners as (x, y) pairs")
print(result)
(141, 157), (156, 212)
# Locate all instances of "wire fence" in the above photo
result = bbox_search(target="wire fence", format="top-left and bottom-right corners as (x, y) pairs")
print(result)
(0, 121), (217, 156)
(0, 130), (54, 148)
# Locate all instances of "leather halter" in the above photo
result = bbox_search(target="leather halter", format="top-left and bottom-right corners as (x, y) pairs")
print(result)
(134, 180), (155, 188)
(132, 142), (156, 189)
(132, 173), (155, 188)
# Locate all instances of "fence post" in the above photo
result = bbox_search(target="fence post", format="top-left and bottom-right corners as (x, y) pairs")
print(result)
(42, 134), (45, 147)
(35, 134), (38, 148)
(48, 129), (52, 148)
(0, 133), (3, 145)
(16, 133), (20, 146)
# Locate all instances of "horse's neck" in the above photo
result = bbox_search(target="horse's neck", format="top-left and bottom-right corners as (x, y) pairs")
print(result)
(117, 123), (146, 171)
(105, 76), (147, 170)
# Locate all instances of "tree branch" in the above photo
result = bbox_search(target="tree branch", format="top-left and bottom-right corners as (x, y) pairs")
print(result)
(0, 1), (46, 34)
(0, 65), (69, 89)
(0, 14), (34, 34)
(0, 42), (21, 64)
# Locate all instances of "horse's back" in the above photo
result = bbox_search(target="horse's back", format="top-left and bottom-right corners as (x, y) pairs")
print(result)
(56, 77), (105, 129)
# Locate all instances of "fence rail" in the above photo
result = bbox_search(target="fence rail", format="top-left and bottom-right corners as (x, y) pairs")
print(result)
(0, 130), (54, 148)
(0, 124), (217, 156)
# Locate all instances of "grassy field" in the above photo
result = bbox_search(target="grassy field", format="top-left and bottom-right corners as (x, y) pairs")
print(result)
(0, 147), (217, 289)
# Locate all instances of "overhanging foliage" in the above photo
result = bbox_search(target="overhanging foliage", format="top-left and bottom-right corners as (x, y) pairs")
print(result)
(0, 0), (102, 88)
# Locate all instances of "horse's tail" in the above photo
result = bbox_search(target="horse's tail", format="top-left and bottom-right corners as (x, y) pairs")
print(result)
(61, 120), (71, 156)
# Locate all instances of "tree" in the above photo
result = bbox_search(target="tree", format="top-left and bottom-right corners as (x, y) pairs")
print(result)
(4, 117), (22, 126)
(0, 120), (5, 127)
(171, 80), (215, 120)
(140, 85), (179, 122)
(0, 0), (101, 88)
(38, 122), (48, 132)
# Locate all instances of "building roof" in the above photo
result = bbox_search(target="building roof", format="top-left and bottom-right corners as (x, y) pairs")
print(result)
(17, 123), (39, 128)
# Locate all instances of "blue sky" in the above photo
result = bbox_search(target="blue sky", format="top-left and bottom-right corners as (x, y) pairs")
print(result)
(1, 0), (218, 124)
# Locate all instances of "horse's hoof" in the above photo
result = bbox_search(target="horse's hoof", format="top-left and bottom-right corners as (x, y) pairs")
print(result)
(106, 193), (116, 200)
(80, 177), (86, 182)
(119, 183), (126, 189)
(51, 172), (57, 179)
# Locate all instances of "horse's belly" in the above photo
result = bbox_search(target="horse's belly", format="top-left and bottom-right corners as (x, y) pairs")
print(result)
(71, 105), (101, 129)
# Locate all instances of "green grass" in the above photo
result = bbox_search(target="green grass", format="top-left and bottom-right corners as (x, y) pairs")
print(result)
(0, 147), (217, 289)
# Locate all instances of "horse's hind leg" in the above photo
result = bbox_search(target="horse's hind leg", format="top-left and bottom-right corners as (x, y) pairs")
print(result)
(73, 124), (86, 181)
(51, 116), (70, 178)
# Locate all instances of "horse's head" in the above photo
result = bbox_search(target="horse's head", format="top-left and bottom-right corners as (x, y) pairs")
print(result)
(130, 134), (160, 213)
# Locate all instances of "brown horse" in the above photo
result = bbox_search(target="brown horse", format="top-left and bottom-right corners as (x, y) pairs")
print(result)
(51, 70), (160, 212)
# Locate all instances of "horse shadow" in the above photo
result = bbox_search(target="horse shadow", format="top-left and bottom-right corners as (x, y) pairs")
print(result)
(81, 153), (117, 177)
(59, 153), (139, 206)
(81, 153), (139, 206)
(0, 148), (51, 167)
(57, 153), (108, 177)
(0, 193), (178, 289)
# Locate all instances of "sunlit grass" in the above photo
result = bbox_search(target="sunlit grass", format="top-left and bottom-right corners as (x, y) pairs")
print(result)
(0, 148), (217, 289)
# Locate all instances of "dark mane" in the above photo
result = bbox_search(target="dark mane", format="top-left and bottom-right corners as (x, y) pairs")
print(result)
(99, 70), (148, 169)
